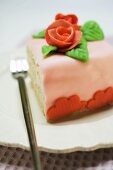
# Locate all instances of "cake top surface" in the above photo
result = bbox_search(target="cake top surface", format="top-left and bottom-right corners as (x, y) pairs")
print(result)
(28, 38), (113, 68)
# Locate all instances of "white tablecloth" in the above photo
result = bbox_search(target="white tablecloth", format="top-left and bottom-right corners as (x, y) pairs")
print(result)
(0, 145), (113, 170)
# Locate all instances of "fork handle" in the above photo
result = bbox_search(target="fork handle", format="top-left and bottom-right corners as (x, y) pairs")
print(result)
(18, 76), (41, 170)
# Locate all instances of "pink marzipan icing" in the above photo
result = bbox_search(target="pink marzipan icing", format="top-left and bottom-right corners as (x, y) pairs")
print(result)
(28, 39), (113, 111)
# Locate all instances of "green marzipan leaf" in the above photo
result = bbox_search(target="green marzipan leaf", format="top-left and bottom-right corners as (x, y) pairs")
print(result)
(65, 38), (89, 62)
(81, 21), (104, 41)
(32, 29), (46, 38)
(42, 45), (58, 57)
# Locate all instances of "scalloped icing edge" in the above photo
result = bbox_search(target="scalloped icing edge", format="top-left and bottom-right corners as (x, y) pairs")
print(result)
(47, 87), (113, 122)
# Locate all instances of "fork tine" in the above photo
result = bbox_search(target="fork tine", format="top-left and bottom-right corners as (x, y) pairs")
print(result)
(16, 60), (22, 72)
(10, 60), (17, 73)
(10, 58), (29, 73)
(22, 59), (29, 71)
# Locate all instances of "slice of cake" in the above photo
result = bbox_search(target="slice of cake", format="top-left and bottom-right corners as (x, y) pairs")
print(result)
(27, 13), (113, 122)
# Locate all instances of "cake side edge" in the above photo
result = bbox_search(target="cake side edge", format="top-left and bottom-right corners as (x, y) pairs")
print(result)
(27, 47), (46, 117)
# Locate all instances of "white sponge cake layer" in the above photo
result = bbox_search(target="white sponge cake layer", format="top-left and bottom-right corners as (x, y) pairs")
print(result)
(27, 48), (45, 114)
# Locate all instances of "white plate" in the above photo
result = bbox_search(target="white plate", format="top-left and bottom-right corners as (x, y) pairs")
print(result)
(0, 45), (113, 154)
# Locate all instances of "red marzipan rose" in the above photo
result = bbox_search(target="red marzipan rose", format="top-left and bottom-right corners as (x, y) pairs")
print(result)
(55, 13), (78, 24)
(45, 19), (82, 52)
(55, 13), (81, 30)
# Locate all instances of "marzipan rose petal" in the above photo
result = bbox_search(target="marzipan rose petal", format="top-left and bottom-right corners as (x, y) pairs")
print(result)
(56, 26), (73, 41)
(55, 13), (64, 20)
(47, 19), (71, 29)
(58, 31), (82, 52)
(45, 19), (82, 51)
(64, 27), (75, 42)
(46, 20), (74, 47)
(73, 24), (81, 30)
(48, 29), (71, 47)
(55, 13), (78, 24)
(45, 20), (71, 45)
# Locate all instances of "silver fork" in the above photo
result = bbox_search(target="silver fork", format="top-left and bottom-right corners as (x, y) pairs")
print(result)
(10, 58), (41, 170)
